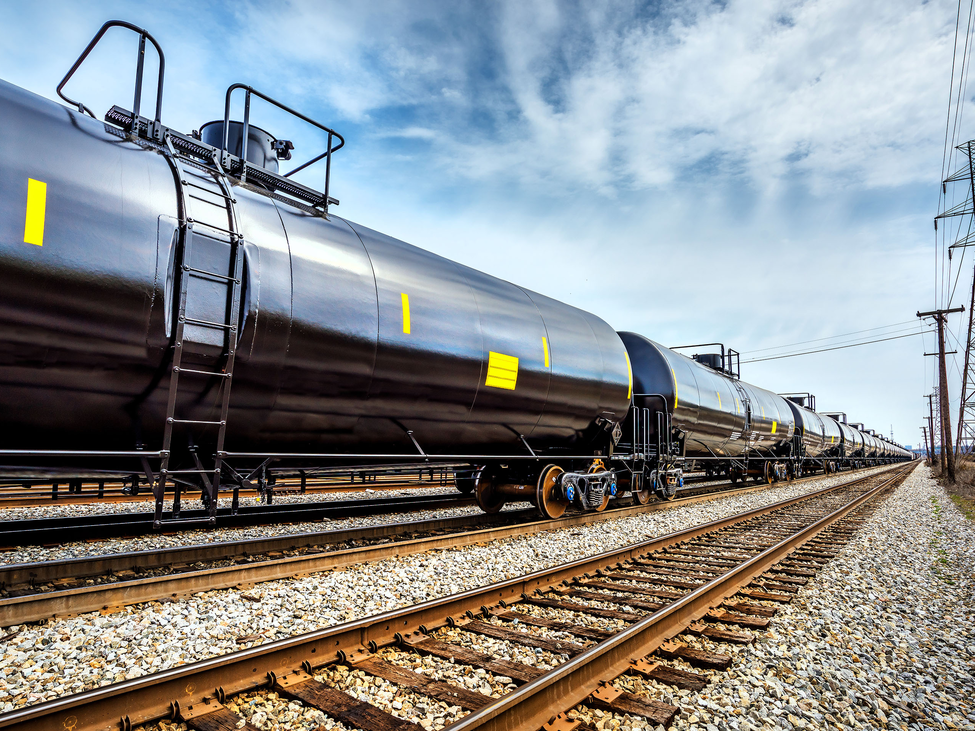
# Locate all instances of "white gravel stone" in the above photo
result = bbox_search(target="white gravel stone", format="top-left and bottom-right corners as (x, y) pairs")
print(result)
(0, 466), (897, 713)
(659, 464), (974, 731)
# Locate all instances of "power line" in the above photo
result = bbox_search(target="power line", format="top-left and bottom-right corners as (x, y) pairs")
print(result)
(741, 331), (927, 364)
(740, 320), (919, 355)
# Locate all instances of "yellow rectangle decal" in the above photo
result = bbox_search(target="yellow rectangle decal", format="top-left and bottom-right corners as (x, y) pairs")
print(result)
(485, 351), (518, 390)
(542, 337), (550, 368)
(625, 352), (633, 400)
(771, 420), (777, 434)
(24, 178), (47, 246)
(401, 292), (410, 334)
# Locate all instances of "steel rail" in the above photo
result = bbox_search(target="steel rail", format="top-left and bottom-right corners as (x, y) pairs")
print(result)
(445, 462), (914, 731)
(0, 493), (474, 546)
(0, 467), (862, 624)
(0, 480), (453, 509)
(0, 463), (912, 731)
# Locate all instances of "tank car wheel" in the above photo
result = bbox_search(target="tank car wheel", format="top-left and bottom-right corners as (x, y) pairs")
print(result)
(536, 464), (568, 519)
(764, 463), (774, 485)
(474, 467), (506, 514)
(632, 474), (652, 506)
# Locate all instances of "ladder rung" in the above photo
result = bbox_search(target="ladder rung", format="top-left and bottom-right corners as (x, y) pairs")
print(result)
(182, 179), (235, 200)
(163, 469), (220, 475)
(174, 366), (232, 378)
(184, 265), (239, 283)
(188, 192), (230, 209)
(183, 316), (235, 330)
(187, 218), (239, 240)
(168, 418), (225, 426)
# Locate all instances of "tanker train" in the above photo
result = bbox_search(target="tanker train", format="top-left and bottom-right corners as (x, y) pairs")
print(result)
(0, 22), (912, 527)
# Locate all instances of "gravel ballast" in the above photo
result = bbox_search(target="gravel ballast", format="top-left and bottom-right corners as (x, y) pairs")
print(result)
(0, 465), (911, 715)
(665, 464), (974, 731)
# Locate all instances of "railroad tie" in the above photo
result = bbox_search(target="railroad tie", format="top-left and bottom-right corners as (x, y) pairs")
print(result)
(655, 640), (732, 670)
(459, 618), (588, 656)
(352, 656), (492, 711)
(401, 634), (541, 684)
(737, 588), (794, 603)
(704, 611), (771, 630)
(556, 587), (665, 613)
(586, 683), (678, 726)
(179, 703), (262, 731)
(685, 621), (754, 645)
(525, 595), (643, 622)
(627, 658), (708, 691)
(574, 579), (683, 600)
(492, 609), (615, 641)
(600, 571), (703, 590)
(626, 560), (721, 580)
(721, 601), (778, 617)
(274, 670), (420, 731)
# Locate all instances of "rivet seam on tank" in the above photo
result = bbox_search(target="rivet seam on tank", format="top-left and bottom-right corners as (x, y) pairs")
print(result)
(401, 293), (410, 334)
(485, 351), (518, 390)
(24, 178), (46, 246)
(624, 352), (632, 400)
(542, 336), (550, 368)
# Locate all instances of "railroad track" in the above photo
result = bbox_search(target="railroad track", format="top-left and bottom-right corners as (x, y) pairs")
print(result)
(0, 492), (475, 547)
(0, 465), (889, 626)
(0, 467), (461, 509)
(0, 462), (914, 731)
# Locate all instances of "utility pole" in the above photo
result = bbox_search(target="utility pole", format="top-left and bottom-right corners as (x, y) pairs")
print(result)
(921, 426), (931, 461)
(919, 306), (964, 482)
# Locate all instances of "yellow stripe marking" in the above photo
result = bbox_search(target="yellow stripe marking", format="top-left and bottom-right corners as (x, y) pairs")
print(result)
(670, 366), (678, 409)
(401, 293), (410, 334)
(771, 420), (777, 434)
(624, 351), (633, 400)
(543, 336), (550, 368)
(716, 391), (721, 408)
(485, 351), (518, 390)
(24, 179), (47, 246)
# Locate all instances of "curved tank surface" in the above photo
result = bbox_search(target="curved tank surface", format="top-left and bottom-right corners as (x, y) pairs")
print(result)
(0, 78), (631, 457)
(618, 332), (795, 458)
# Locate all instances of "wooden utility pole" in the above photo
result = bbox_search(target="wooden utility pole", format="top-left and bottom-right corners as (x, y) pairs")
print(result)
(919, 307), (964, 482)
(921, 426), (931, 461)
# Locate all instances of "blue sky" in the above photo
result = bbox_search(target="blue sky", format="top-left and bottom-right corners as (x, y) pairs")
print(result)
(0, 0), (961, 447)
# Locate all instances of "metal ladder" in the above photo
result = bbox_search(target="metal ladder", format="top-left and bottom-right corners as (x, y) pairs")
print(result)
(153, 138), (244, 529)
(730, 380), (752, 437)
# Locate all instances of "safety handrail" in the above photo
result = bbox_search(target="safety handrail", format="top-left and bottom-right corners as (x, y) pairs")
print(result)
(57, 20), (165, 123)
(221, 84), (345, 210)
